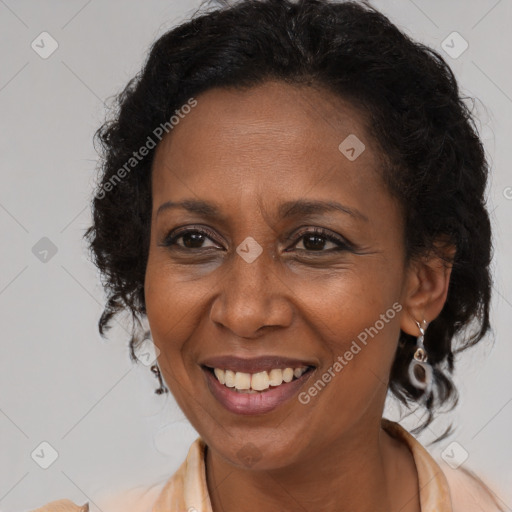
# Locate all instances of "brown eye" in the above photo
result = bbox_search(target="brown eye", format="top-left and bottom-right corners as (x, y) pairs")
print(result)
(161, 227), (222, 250)
(295, 233), (338, 251)
(290, 227), (352, 253)
(179, 231), (211, 249)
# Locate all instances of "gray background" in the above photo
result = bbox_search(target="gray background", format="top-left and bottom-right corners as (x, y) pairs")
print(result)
(0, 0), (511, 510)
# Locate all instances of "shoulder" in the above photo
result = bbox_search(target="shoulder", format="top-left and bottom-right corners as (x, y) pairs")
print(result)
(28, 481), (166, 512)
(95, 480), (168, 512)
(28, 499), (90, 512)
(440, 463), (508, 512)
(382, 419), (507, 512)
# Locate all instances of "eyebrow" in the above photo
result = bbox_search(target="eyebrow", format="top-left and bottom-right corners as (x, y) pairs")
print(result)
(156, 198), (368, 222)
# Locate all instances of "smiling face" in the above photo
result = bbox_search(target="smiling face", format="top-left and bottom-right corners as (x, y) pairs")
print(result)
(144, 81), (415, 470)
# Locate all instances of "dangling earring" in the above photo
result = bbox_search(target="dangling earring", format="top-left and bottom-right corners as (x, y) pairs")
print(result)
(408, 319), (433, 394)
(151, 364), (169, 395)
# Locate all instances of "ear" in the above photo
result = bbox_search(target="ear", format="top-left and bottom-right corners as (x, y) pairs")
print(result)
(400, 241), (456, 336)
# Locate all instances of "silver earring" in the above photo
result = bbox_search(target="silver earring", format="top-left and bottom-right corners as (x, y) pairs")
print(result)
(151, 364), (169, 395)
(407, 319), (433, 393)
(139, 329), (168, 395)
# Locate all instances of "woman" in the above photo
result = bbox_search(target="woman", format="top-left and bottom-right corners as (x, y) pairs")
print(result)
(33, 0), (506, 510)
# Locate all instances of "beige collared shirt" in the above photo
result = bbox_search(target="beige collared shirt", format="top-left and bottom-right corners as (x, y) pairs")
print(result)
(31, 419), (506, 512)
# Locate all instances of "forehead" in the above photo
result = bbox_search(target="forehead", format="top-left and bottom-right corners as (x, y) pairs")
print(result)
(150, 81), (391, 222)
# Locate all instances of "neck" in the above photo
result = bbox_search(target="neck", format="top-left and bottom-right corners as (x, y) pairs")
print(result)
(205, 418), (421, 512)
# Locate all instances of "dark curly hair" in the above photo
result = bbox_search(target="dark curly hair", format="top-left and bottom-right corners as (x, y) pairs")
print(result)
(84, 0), (493, 435)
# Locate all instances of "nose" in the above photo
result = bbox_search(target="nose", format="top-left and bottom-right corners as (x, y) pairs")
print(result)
(209, 247), (293, 338)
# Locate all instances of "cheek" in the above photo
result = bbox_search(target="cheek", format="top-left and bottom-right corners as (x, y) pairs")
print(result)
(144, 244), (212, 326)
(144, 263), (203, 417)
(298, 262), (403, 398)
(296, 257), (402, 333)
(301, 306), (401, 431)
(144, 257), (202, 367)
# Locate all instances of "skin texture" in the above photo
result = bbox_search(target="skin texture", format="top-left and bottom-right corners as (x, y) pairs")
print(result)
(144, 81), (453, 512)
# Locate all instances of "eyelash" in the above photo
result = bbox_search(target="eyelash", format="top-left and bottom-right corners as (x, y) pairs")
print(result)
(161, 226), (353, 253)
(289, 227), (352, 252)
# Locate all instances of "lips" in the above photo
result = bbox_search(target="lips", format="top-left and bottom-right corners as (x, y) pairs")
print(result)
(200, 355), (317, 374)
(202, 364), (315, 415)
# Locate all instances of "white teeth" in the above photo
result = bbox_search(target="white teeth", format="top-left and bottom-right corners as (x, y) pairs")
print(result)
(294, 367), (306, 378)
(251, 371), (270, 391)
(210, 366), (309, 392)
(234, 371), (251, 390)
(282, 368), (294, 382)
(214, 368), (225, 385)
(224, 370), (236, 388)
(268, 369), (283, 386)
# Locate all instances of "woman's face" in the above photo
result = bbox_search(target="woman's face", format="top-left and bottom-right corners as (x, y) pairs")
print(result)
(145, 81), (414, 469)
